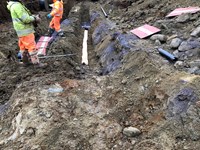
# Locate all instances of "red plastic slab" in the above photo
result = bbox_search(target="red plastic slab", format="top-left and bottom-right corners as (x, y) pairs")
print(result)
(166, 7), (200, 17)
(36, 36), (52, 56)
(130, 24), (161, 39)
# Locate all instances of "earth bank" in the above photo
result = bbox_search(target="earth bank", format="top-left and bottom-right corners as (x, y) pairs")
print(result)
(0, 0), (200, 149)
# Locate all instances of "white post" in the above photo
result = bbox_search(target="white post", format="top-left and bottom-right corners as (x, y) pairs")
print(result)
(82, 29), (88, 65)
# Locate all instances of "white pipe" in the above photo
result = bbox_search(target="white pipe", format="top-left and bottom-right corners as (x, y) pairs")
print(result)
(82, 29), (88, 65)
(100, 5), (108, 18)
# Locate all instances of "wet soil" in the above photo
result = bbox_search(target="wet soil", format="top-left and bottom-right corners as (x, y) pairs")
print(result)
(0, 0), (200, 149)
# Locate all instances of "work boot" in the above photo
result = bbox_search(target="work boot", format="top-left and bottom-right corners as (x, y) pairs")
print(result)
(30, 51), (40, 64)
(17, 51), (22, 62)
(30, 51), (48, 68)
(48, 28), (55, 36)
(58, 30), (64, 36)
(22, 50), (32, 66)
(57, 29), (64, 36)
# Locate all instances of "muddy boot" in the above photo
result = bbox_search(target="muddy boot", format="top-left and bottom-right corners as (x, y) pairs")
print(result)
(48, 28), (55, 36)
(22, 50), (32, 66)
(17, 52), (22, 62)
(30, 51), (39, 64)
(57, 30), (64, 36)
(30, 52), (48, 68)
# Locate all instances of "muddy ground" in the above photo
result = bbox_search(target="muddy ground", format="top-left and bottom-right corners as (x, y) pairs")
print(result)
(0, 0), (200, 149)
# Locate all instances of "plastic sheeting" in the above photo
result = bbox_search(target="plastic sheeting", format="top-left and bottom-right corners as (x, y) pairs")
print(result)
(96, 31), (138, 75)
(92, 22), (111, 45)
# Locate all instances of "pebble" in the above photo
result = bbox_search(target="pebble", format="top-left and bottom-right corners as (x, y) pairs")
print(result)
(75, 66), (81, 71)
(178, 41), (193, 52)
(26, 128), (35, 137)
(176, 14), (190, 23)
(174, 61), (184, 69)
(123, 127), (141, 137)
(155, 40), (161, 45)
(170, 38), (182, 49)
(131, 140), (136, 145)
(150, 34), (167, 42)
(196, 101), (200, 107)
(191, 26), (200, 37)
(121, 78), (127, 84)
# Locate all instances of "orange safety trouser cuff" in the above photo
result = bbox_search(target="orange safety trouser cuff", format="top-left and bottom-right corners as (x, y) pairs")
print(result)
(18, 33), (36, 53)
(49, 16), (61, 32)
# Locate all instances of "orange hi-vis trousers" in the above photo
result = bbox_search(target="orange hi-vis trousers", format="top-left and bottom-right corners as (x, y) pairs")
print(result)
(49, 16), (62, 32)
(18, 33), (37, 54)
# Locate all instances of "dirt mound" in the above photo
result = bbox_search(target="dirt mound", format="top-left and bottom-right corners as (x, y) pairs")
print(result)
(0, 0), (200, 149)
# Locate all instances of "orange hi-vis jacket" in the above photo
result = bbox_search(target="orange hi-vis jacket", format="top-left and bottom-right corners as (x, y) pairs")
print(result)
(50, 0), (63, 18)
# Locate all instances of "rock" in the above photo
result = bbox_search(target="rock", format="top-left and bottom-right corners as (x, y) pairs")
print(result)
(75, 66), (81, 71)
(176, 14), (190, 23)
(26, 127), (35, 137)
(145, 17), (154, 22)
(196, 101), (200, 108)
(191, 26), (200, 37)
(123, 127), (141, 137)
(150, 34), (167, 42)
(190, 14), (199, 21)
(48, 87), (63, 93)
(173, 50), (179, 57)
(53, 61), (60, 67)
(131, 140), (136, 145)
(193, 69), (200, 75)
(187, 66), (199, 74)
(167, 34), (178, 41)
(173, 50), (186, 60)
(174, 61), (184, 69)
(170, 38), (182, 49)
(155, 40), (161, 45)
(120, 18), (125, 23)
(178, 41), (193, 52)
(31, 145), (41, 150)
(185, 48), (199, 57)
(189, 60), (200, 68)
(188, 39), (200, 48)
(167, 87), (198, 117)
(121, 78), (127, 84)
(45, 111), (53, 118)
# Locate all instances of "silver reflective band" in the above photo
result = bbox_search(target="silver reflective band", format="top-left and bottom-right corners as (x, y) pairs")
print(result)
(21, 14), (28, 21)
(12, 18), (21, 22)
(16, 28), (34, 36)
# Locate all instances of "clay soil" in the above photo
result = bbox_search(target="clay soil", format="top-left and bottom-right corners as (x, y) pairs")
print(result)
(0, 0), (200, 149)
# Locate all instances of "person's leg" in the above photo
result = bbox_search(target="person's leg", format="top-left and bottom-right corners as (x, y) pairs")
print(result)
(18, 37), (25, 59)
(54, 17), (63, 36)
(18, 37), (25, 53)
(18, 37), (31, 64)
(48, 17), (55, 36)
(22, 33), (40, 64)
(49, 17), (55, 29)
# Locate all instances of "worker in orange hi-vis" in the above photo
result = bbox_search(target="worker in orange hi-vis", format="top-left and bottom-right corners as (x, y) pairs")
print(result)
(7, 0), (46, 67)
(47, 0), (63, 36)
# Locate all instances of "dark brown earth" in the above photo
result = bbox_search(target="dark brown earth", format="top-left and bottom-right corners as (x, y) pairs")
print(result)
(0, 0), (200, 149)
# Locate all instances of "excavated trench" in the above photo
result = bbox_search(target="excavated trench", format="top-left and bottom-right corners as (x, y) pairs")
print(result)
(1, 0), (200, 149)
